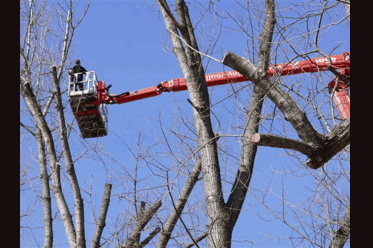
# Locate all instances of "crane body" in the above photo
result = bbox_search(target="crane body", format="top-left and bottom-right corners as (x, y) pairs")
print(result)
(68, 52), (350, 138)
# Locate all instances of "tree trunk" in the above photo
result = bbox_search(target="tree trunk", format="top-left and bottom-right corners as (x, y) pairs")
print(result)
(35, 129), (53, 248)
(51, 66), (86, 247)
(157, 1), (231, 246)
(21, 79), (77, 247)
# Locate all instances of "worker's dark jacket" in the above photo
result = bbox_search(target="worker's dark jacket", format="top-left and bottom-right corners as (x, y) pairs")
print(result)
(72, 65), (87, 82)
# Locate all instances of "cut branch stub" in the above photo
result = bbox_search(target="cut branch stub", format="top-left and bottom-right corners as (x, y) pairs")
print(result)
(252, 133), (261, 143)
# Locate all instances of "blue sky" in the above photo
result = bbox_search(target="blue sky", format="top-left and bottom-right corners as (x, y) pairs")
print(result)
(21, 0), (350, 247)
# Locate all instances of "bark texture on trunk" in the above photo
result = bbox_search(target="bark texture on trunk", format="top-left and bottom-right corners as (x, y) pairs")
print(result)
(35, 129), (53, 248)
(329, 204), (350, 248)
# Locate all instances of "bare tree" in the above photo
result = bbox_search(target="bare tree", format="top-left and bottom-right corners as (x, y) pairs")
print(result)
(154, 0), (350, 247)
(20, 1), (164, 247)
(20, 1), (103, 247)
(20, 0), (350, 247)
(155, 0), (271, 246)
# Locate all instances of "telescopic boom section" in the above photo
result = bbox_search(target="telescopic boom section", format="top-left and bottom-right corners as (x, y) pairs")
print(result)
(71, 52), (349, 138)
(96, 70), (248, 105)
(267, 52), (350, 76)
(97, 52), (350, 118)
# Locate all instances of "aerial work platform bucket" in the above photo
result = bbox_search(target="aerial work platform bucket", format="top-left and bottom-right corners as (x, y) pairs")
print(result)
(68, 71), (108, 138)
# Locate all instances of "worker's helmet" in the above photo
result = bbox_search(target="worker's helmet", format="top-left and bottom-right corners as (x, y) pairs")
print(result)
(75, 59), (80, 64)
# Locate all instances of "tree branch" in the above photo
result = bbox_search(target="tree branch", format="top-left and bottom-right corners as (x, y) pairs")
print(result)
(337, 0), (350, 22)
(314, 2), (350, 86)
(252, 133), (314, 155)
(159, 1), (227, 245)
(226, 85), (264, 229)
(156, 158), (202, 248)
(140, 227), (161, 247)
(20, 122), (35, 136)
(134, 201), (146, 244)
(122, 200), (162, 248)
(223, 50), (350, 169)
(329, 203), (350, 248)
(225, 0), (275, 229)
(91, 184), (112, 248)
(182, 231), (208, 248)
(257, 0), (276, 71)
(158, 0), (184, 31)
(42, 92), (55, 117)
(306, 117), (350, 169)
(253, 117), (350, 169)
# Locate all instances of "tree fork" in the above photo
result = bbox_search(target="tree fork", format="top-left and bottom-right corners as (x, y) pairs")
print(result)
(156, 158), (202, 248)
(122, 200), (162, 248)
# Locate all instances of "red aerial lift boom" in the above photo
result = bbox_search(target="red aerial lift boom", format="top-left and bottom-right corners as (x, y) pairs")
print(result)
(68, 52), (350, 138)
